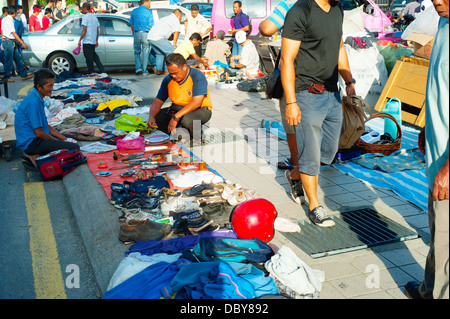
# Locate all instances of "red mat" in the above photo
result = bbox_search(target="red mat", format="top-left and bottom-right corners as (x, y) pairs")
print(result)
(85, 142), (205, 198)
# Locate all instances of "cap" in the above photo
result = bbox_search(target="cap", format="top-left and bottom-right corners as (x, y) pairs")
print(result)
(235, 30), (247, 44)
(33, 7), (41, 12)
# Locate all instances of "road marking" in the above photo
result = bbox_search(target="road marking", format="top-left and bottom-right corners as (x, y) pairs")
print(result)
(24, 182), (67, 299)
(18, 84), (33, 97)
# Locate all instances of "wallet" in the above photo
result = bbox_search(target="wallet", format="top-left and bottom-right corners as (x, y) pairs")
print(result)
(308, 83), (326, 94)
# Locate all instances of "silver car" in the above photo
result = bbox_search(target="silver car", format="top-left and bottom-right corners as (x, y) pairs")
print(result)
(22, 14), (135, 75)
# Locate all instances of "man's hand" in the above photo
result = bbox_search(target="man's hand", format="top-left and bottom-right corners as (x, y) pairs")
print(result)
(21, 42), (29, 50)
(285, 103), (301, 127)
(418, 128), (426, 155)
(147, 115), (158, 130)
(345, 84), (356, 97)
(433, 159), (449, 201)
(168, 118), (178, 134)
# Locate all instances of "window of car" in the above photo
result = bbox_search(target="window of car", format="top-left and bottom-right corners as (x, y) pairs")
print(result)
(340, 0), (360, 10)
(225, 0), (268, 18)
(101, 18), (132, 36)
(58, 17), (83, 35)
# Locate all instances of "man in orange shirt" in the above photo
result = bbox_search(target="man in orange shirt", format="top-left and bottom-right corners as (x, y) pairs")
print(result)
(148, 53), (212, 141)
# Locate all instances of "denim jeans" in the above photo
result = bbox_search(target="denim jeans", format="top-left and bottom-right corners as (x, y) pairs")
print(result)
(232, 40), (243, 57)
(148, 38), (174, 72)
(2, 39), (28, 79)
(294, 90), (343, 176)
(133, 32), (150, 73)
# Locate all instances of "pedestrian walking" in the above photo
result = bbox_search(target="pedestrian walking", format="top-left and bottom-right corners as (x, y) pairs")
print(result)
(147, 9), (182, 75)
(78, 2), (105, 75)
(129, 0), (154, 75)
(259, 0), (299, 175)
(280, 0), (356, 228)
(404, 0), (449, 300)
(1, 6), (33, 82)
(184, 4), (212, 57)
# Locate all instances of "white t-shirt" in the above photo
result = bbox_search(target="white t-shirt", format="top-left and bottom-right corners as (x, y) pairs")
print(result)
(1, 15), (17, 40)
(240, 40), (260, 70)
(148, 13), (181, 41)
(81, 13), (99, 45)
(185, 13), (211, 38)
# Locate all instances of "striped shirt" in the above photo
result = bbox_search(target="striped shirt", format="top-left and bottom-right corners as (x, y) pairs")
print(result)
(129, 5), (154, 32)
(267, 0), (297, 30)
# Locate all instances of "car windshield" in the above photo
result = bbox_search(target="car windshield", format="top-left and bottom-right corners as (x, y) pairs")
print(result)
(340, 0), (361, 10)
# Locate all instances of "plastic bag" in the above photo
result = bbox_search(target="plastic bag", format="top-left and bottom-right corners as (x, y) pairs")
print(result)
(116, 136), (145, 151)
(237, 77), (267, 93)
(402, 5), (440, 39)
(73, 45), (81, 55)
(376, 43), (413, 74)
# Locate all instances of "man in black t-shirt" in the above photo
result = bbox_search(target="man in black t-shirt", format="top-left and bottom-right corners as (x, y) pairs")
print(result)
(280, 0), (356, 228)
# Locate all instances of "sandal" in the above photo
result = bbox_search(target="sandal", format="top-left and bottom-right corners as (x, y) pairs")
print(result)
(182, 184), (214, 196)
(277, 159), (295, 170)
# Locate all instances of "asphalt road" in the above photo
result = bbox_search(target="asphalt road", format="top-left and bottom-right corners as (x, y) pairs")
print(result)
(0, 68), (137, 299)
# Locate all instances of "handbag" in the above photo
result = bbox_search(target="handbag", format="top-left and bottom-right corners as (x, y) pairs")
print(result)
(265, 52), (283, 99)
(339, 95), (372, 149)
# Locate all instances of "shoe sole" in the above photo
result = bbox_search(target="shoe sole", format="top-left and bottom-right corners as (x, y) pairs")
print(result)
(285, 170), (305, 205)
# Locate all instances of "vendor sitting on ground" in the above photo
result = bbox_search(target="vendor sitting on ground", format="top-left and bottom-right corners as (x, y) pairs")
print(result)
(174, 33), (209, 69)
(147, 53), (213, 141)
(229, 30), (260, 71)
(14, 69), (80, 165)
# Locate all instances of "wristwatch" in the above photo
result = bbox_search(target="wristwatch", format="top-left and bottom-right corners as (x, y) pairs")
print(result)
(172, 114), (180, 122)
(345, 78), (356, 86)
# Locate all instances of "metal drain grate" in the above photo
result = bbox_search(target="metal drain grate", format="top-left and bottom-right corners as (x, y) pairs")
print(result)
(282, 208), (419, 258)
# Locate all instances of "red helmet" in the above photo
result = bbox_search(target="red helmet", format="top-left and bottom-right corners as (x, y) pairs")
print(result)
(231, 199), (278, 242)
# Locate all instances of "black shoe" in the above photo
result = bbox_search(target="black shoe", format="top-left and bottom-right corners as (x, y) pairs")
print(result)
(404, 281), (424, 299)
(285, 170), (305, 204)
(307, 206), (336, 228)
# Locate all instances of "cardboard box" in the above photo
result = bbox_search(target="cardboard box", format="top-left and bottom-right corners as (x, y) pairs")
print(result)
(404, 32), (435, 60)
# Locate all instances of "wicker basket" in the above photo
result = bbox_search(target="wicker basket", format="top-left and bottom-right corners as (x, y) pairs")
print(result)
(356, 112), (402, 156)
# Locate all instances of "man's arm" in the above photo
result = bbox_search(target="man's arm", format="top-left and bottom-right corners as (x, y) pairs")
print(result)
(280, 37), (301, 126)
(96, 27), (99, 48)
(34, 126), (66, 141)
(259, 18), (279, 37)
(10, 30), (28, 49)
(147, 98), (165, 129)
(337, 37), (356, 96)
(191, 53), (209, 68)
(172, 31), (180, 48)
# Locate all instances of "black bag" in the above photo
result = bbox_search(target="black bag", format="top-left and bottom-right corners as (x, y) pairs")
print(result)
(265, 53), (283, 99)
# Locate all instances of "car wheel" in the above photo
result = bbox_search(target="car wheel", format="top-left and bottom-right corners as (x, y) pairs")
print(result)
(48, 53), (76, 75)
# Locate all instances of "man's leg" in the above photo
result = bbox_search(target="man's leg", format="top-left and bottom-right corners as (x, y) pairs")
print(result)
(83, 44), (95, 74)
(149, 39), (174, 73)
(179, 106), (212, 140)
(2, 40), (14, 79)
(141, 35), (150, 74)
(294, 91), (336, 227)
(92, 47), (105, 73)
(133, 33), (143, 73)
(25, 138), (80, 156)
(13, 45), (29, 79)
(155, 107), (173, 135)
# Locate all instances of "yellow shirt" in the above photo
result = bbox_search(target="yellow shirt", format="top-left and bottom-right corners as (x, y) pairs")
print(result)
(174, 40), (196, 60)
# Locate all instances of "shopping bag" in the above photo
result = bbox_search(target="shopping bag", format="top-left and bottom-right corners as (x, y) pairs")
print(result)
(115, 114), (148, 132)
(73, 45), (81, 55)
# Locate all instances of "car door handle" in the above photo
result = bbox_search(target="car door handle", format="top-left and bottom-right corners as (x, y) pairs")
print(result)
(109, 39), (115, 42)
(68, 39), (74, 41)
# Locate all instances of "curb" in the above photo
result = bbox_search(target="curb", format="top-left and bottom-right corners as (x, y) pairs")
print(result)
(62, 163), (128, 297)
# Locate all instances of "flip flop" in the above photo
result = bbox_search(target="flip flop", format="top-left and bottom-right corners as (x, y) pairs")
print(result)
(182, 184), (214, 196)
(277, 159), (294, 170)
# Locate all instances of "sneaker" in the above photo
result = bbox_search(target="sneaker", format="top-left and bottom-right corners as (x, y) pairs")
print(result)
(120, 196), (160, 213)
(307, 206), (335, 228)
(285, 170), (305, 204)
(136, 69), (143, 75)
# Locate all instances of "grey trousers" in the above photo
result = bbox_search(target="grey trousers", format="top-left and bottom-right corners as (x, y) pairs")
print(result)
(419, 191), (449, 299)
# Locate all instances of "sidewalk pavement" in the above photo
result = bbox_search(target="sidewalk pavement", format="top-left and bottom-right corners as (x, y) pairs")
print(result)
(5, 72), (430, 299)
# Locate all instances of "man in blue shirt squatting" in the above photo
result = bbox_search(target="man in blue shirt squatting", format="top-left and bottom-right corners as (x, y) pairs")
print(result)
(129, 0), (155, 76)
(404, 0), (449, 300)
(14, 69), (80, 169)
